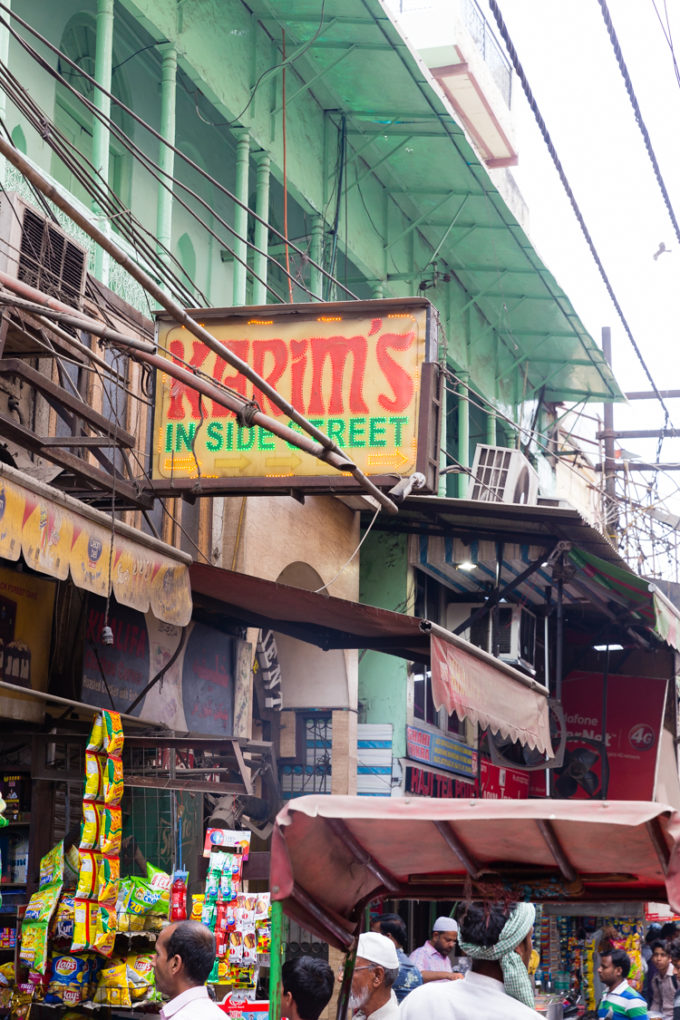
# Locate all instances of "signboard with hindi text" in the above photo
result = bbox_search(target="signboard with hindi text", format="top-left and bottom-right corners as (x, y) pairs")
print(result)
(152, 299), (439, 490)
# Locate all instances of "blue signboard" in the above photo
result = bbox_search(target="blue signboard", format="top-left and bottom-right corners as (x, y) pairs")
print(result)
(406, 725), (477, 778)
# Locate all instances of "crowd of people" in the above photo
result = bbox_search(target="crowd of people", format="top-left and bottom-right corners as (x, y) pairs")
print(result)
(146, 910), (680, 1019)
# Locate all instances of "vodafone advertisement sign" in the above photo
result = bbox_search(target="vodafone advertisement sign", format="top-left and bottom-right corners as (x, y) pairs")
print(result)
(553, 671), (666, 800)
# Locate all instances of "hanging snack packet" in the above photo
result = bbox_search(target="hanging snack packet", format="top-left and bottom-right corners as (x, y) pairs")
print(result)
(24, 883), (62, 925)
(45, 954), (91, 1006)
(242, 925), (257, 965)
(256, 921), (271, 955)
(145, 863), (170, 915)
(64, 843), (80, 890)
(87, 715), (104, 752)
(189, 894), (205, 922)
(51, 896), (75, 943)
(101, 756), (124, 806)
(39, 843), (64, 889)
(93, 959), (131, 1007)
(71, 898), (99, 952)
(126, 954), (156, 1002)
(227, 929), (243, 964)
(79, 802), (102, 851)
(99, 806), (122, 855)
(254, 893), (270, 921)
(93, 903), (116, 957)
(102, 710), (124, 756)
(97, 855), (120, 905)
(8, 986), (33, 1020)
(19, 923), (49, 974)
(83, 753), (104, 802)
(75, 851), (100, 901)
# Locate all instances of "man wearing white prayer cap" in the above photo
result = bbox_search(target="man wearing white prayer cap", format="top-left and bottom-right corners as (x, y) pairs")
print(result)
(408, 916), (463, 983)
(349, 932), (400, 1019)
(399, 900), (538, 1019)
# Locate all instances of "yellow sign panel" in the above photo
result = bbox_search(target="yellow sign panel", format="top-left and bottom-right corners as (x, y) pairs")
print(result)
(152, 302), (430, 479)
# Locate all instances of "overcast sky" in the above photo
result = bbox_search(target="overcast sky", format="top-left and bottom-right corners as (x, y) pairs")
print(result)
(499, 1), (680, 428)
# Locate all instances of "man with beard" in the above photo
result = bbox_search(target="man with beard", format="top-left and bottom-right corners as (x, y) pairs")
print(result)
(408, 917), (462, 983)
(349, 932), (400, 1019)
(399, 901), (538, 1019)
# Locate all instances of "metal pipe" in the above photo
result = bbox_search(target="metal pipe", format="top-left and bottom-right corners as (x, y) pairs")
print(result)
(457, 372), (469, 498)
(92, 0), (114, 283)
(555, 574), (564, 704)
(0, 146), (399, 513)
(156, 44), (177, 262)
(232, 131), (250, 305)
(252, 152), (270, 305)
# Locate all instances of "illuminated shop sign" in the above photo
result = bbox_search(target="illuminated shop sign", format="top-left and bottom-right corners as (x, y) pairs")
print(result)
(152, 300), (436, 482)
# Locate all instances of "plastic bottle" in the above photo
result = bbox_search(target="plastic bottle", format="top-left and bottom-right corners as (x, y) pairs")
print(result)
(170, 869), (188, 921)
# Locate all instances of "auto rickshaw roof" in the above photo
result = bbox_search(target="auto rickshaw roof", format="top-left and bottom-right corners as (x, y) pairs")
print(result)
(270, 795), (680, 948)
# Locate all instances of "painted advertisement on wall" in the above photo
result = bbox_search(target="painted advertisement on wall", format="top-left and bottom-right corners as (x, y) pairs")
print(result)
(82, 596), (235, 735)
(0, 563), (56, 722)
(551, 670), (666, 800)
(153, 300), (434, 481)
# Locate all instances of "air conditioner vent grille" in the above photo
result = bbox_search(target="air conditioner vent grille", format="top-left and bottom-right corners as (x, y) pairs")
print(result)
(18, 208), (86, 308)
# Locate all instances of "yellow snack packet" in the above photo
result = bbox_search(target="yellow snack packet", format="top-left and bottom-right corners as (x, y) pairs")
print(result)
(94, 903), (116, 957)
(71, 898), (99, 952)
(75, 851), (100, 900)
(97, 855), (120, 905)
(86, 715), (104, 751)
(101, 756), (124, 806)
(84, 753), (104, 801)
(102, 711), (124, 756)
(79, 802), (102, 851)
(99, 806), (122, 856)
(93, 959), (131, 1007)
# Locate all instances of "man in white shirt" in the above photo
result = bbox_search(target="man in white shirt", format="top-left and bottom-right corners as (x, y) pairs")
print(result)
(350, 931), (401, 1019)
(153, 920), (225, 1020)
(399, 900), (538, 1020)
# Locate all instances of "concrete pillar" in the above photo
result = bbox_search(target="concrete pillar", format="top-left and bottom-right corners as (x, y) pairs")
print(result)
(156, 44), (177, 267)
(251, 152), (270, 305)
(486, 406), (496, 446)
(232, 131), (250, 306)
(457, 372), (470, 498)
(309, 216), (324, 300)
(92, 0), (114, 284)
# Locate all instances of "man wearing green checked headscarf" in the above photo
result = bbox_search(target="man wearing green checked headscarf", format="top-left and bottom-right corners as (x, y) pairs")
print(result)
(399, 901), (538, 1019)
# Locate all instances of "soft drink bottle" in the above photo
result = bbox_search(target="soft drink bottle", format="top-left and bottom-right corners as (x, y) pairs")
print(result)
(170, 869), (188, 921)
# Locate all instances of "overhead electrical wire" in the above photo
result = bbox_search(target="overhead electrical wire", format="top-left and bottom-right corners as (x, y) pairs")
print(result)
(488, 0), (674, 432)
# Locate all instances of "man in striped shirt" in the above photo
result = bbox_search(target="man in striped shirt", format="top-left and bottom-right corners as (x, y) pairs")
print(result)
(598, 948), (648, 1019)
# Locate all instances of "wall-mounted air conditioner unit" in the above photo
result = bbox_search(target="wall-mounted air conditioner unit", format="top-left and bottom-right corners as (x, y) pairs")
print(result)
(469, 444), (539, 505)
(446, 601), (537, 675)
(0, 191), (88, 309)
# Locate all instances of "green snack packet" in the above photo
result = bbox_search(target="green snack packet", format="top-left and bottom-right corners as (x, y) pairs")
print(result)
(25, 882), (62, 924)
(145, 863), (171, 916)
(39, 843), (64, 889)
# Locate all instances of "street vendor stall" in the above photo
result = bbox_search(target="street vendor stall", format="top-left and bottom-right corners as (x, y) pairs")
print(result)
(269, 795), (680, 1017)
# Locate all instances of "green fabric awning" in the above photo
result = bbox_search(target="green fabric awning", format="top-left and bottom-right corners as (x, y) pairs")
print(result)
(568, 547), (680, 649)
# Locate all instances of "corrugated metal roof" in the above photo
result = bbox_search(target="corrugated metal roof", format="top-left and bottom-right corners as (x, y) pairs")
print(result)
(250, 0), (622, 403)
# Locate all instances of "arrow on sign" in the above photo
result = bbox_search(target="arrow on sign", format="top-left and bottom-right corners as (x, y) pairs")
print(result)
(215, 454), (251, 471)
(264, 453), (303, 474)
(367, 448), (411, 470)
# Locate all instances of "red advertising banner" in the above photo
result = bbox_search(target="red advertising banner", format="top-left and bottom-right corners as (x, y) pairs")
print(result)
(479, 760), (529, 799)
(553, 670), (666, 800)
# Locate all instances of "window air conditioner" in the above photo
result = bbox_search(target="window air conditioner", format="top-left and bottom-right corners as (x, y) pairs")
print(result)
(446, 601), (537, 674)
(0, 191), (88, 309)
(469, 445), (539, 505)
